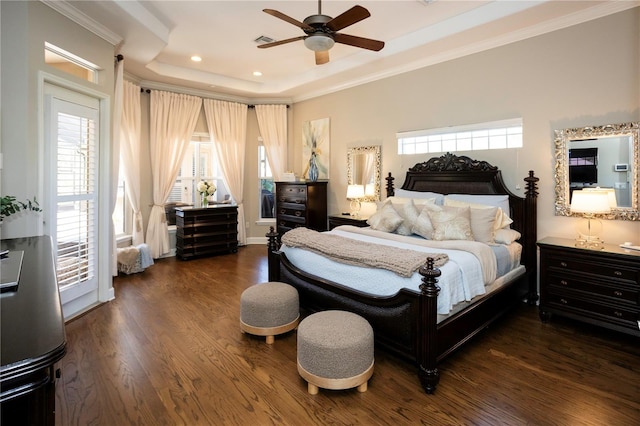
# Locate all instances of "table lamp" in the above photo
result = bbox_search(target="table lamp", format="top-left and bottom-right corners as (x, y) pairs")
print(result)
(570, 190), (611, 249)
(346, 184), (365, 217)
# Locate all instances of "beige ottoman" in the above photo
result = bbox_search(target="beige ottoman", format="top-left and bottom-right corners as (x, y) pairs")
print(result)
(240, 282), (299, 344)
(297, 310), (374, 394)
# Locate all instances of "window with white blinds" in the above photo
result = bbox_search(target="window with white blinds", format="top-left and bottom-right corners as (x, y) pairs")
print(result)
(55, 109), (98, 288)
(397, 118), (523, 155)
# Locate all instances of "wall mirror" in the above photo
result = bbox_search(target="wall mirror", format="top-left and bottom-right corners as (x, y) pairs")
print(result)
(554, 122), (639, 221)
(347, 145), (381, 202)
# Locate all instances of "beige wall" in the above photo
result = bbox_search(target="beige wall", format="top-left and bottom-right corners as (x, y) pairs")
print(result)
(290, 8), (640, 245)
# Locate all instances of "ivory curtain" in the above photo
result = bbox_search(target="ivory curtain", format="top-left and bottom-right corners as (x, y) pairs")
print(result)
(255, 104), (288, 181)
(120, 80), (143, 245)
(110, 59), (123, 276)
(203, 99), (248, 245)
(146, 90), (202, 258)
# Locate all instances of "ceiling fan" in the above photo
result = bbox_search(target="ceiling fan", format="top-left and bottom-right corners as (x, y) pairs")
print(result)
(258, 0), (385, 65)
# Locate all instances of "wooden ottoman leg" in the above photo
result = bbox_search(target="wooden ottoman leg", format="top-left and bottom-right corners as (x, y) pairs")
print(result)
(266, 335), (274, 344)
(307, 383), (319, 395)
(357, 381), (368, 393)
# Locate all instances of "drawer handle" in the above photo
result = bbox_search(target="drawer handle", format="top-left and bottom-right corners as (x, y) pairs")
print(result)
(614, 290), (623, 297)
(279, 210), (285, 214)
(559, 280), (568, 286)
(614, 271), (623, 277)
(560, 298), (568, 304)
(294, 200), (302, 204)
(614, 311), (623, 317)
(560, 262), (568, 267)
(294, 211), (302, 217)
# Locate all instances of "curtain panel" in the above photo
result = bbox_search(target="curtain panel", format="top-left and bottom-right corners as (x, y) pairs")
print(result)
(146, 90), (202, 258)
(110, 59), (124, 276)
(203, 99), (248, 245)
(255, 104), (288, 181)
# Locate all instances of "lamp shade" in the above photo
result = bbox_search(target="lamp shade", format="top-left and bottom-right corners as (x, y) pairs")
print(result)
(570, 190), (611, 214)
(346, 184), (365, 200)
(583, 187), (617, 208)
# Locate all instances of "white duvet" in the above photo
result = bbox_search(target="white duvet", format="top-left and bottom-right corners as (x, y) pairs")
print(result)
(279, 226), (495, 314)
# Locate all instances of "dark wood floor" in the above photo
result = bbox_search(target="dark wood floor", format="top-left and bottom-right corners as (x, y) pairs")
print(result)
(56, 245), (640, 425)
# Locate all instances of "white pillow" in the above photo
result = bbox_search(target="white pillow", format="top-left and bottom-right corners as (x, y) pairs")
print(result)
(468, 206), (498, 243)
(445, 194), (510, 217)
(412, 204), (438, 239)
(367, 201), (403, 232)
(444, 198), (513, 230)
(495, 228), (521, 244)
(394, 189), (444, 205)
(426, 205), (473, 241)
(393, 199), (421, 236)
(385, 196), (436, 207)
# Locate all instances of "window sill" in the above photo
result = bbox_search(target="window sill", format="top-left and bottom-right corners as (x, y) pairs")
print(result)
(255, 219), (276, 226)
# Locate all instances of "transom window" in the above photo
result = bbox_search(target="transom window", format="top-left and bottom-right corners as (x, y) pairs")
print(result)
(397, 118), (523, 155)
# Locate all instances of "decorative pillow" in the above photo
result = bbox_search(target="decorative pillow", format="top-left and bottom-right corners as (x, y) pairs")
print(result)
(393, 199), (421, 236)
(445, 194), (510, 218)
(367, 201), (404, 233)
(468, 206), (498, 243)
(426, 205), (473, 241)
(444, 198), (513, 230)
(394, 189), (445, 205)
(411, 204), (437, 239)
(495, 228), (521, 245)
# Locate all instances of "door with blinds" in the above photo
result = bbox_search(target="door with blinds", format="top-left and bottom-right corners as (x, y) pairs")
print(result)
(45, 86), (100, 318)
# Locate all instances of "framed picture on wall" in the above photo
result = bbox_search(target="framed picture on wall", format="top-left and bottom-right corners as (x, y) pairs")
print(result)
(302, 118), (330, 181)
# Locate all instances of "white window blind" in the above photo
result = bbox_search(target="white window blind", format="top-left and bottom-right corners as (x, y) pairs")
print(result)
(55, 111), (97, 287)
(397, 118), (523, 155)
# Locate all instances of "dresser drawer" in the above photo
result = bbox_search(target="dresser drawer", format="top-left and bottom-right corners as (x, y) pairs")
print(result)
(546, 292), (639, 327)
(546, 254), (638, 283)
(547, 273), (639, 306)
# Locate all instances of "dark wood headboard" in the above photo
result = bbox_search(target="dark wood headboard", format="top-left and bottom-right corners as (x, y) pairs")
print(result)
(385, 152), (539, 303)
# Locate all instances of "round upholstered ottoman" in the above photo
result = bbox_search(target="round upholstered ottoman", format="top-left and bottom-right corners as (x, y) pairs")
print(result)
(240, 282), (299, 344)
(297, 310), (374, 394)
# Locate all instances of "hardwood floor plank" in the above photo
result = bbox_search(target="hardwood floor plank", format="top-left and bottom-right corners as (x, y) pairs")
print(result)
(55, 245), (640, 425)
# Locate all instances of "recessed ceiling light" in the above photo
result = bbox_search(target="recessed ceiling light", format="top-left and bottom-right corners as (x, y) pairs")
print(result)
(191, 55), (202, 62)
(253, 71), (262, 77)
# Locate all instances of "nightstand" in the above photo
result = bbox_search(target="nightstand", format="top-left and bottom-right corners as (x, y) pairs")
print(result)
(328, 214), (370, 230)
(537, 237), (640, 337)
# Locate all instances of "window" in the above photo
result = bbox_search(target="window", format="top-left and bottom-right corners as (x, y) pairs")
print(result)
(167, 137), (228, 206)
(44, 42), (99, 83)
(397, 118), (523, 155)
(258, 145), (275, 219)
(569, 147), (598, 184)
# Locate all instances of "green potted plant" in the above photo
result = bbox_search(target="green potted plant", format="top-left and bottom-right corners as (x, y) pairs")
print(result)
(1, 195), (42, 221)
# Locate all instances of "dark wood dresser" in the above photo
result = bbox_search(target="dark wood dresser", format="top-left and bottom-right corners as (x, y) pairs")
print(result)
(537, 237), (640, 337)
(275, 181), (328, 234)
(1, 236), (66, 425)
(175, 205), (238, 260)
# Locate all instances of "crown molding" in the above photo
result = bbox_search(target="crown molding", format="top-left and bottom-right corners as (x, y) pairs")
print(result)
(40, 0), (122, 46)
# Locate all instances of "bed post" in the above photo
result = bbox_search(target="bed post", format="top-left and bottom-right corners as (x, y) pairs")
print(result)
(385, 172), (395, 197)
(524, 171), (539, 305)
(266, 226), (281, 282)
(417, 258), (441, 394)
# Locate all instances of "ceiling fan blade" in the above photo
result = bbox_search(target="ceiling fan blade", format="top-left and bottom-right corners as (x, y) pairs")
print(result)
(315, 50), (330, 65)
(257, 36), (306, 49)
(325, 5), (371, 32)
(263, 9), (313, 31)
(334, 33), (385, 51)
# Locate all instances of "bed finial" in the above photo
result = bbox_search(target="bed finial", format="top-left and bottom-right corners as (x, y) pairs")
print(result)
(385, 172), (395, 197)
(417, 257), (441, 394)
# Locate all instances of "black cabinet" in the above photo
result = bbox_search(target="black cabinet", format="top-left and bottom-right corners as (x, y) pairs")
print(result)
(176, 205), (238, 260)
(538, 237), (640, 337)
(275, 181), (328, 234)
(328, 214), (370, 230)
(1, 236), (66, 425)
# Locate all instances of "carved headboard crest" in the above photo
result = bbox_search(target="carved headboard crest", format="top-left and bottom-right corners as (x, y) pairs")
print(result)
(409, 152), (498, 172)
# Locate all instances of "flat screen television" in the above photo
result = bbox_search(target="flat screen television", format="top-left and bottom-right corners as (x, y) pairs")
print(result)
(569, 165), (597, 184)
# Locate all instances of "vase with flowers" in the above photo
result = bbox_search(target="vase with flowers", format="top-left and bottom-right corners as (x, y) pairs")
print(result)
(196, 181), (216, 208)
(1, 195), (42, 223)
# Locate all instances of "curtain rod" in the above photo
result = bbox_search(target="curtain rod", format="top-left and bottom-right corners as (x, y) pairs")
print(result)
(137, 88), (289, 108)
(115, 54), (124, 62)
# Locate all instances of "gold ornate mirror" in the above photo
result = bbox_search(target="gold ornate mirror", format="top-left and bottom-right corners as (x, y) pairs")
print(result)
(554, 122), (639, 221)
(347, 145), (381, 202)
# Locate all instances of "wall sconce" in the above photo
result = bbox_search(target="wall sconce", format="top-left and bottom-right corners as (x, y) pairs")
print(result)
(570, 190), (612, 249)
(346, 184), (365, 217)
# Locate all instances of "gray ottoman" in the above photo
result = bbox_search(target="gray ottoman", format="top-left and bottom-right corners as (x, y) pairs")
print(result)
(297, 310), (374, 394)
(240, 282), (299, 344)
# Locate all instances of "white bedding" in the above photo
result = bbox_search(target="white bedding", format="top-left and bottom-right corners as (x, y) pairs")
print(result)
(279, 226), (522, 315)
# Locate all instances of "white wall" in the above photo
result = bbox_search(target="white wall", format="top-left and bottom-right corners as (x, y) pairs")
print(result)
(289, 8), (640, 245)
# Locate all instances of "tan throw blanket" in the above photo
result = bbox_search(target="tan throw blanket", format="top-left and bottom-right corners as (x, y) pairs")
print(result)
(281, 227), (448, 278)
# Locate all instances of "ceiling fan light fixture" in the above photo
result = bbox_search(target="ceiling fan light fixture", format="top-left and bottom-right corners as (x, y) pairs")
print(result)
(304, 35), (334, 52)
